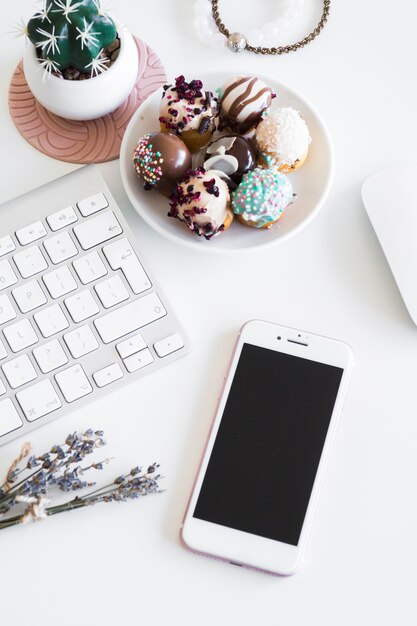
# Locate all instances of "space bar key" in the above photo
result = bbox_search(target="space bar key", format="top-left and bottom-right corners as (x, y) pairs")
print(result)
(94, 293), (166, 344)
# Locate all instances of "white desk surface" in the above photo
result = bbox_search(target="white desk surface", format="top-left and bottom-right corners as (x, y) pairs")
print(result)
(1, 1), (416, 624)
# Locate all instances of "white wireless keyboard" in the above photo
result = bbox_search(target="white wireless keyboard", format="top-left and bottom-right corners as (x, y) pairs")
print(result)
(0, 165), (189, 446)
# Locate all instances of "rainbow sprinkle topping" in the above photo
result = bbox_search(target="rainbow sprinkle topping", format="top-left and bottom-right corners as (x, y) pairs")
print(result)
(231, 167), (293, 228)
(133, 134), (164, 186)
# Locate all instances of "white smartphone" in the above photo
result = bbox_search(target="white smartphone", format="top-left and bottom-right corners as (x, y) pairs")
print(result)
(181, 320), (354, 576)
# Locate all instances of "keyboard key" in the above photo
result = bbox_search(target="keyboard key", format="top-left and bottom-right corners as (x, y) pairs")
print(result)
(116, 334), (146, 359)
(0, 339), (7, 360)
(0, 235), (16, 258)
(3, 354), (37, 389)
(33, 339), (68, 374)
(124, 348), (154, 373)
(65, 290), (99, 323)
(64, 325), (99, 359)
(103, 238), (152, 295)
(12, 280), (47, 314)
(43, 266), (77, 299)
(44, 231), (78, 265)
(0, 294), (17, 325)
(34, 304), (69, 338)
(3, 319), (38, 352)
(0, 259), (18, 290)
(77, 192), (108, 217)
(154, 333), (184, 358)
(47, 206), (78, 231)
(55, 365), (92, 403)
(93, 363), (123, 388)
(16, 221), (47, 246)
(95, 275), (129, 309)
(13, 245), (47, 278)
(0, 379), (5, 395)
(94, 292), (166, 344)
(73, 251), (107, 284)
(16, 379), (62, 422)
(73, 211), (122, 250)
(0, 399), (22, 437)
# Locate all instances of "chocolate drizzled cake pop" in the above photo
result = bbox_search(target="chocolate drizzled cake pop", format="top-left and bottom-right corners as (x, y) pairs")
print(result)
(218, 76), (275, 134)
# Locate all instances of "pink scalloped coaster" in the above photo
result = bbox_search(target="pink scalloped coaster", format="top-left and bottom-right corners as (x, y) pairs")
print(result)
(8, 37), (166, 164)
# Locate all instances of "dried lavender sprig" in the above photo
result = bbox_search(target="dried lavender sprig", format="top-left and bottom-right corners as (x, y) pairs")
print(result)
(0, 433), (162, 530)
(0, 430), (107, 507)
(0, 470), (162, 529)
(0, 455), (112, 512)
(78, 463), (160, 500)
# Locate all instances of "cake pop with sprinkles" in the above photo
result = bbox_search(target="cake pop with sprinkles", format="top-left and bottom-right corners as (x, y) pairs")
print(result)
(231, 167), (294, 229)
(133, 132), (191, 195)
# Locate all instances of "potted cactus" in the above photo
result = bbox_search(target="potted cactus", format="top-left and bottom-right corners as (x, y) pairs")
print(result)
(23, 0), (138, 120)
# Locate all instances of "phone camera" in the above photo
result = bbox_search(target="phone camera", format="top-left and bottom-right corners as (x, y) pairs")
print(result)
(277, 336), (281, 340)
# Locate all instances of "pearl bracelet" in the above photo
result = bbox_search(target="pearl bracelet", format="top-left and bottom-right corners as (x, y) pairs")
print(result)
(193, 0), (305, 49)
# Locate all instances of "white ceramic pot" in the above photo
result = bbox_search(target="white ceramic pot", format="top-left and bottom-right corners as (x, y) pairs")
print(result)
(23, 28), (138, 121)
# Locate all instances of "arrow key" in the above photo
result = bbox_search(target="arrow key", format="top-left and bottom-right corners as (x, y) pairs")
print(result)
(93, 363), (123, 388)
(154, 333), (184, 358)
(124, 348), (154, 373)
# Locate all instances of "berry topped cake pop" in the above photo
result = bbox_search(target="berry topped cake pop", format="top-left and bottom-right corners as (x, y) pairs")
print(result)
(218, 76), (275, 134)
(169, 167), (233, 239)
(159, 76), (218, 152)
(256, 107), (311, 173)
(204, 134), (258, 187)
(133, 132), (191, 195)
(231, 168), (293, 229)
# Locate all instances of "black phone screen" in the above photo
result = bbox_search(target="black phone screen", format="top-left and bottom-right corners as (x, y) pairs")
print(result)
(193, 343), (344, 546)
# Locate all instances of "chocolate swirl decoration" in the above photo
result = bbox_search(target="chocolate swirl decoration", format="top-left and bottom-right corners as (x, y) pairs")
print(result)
(204, 135), (258, 188)
(219, 76), (274, 134)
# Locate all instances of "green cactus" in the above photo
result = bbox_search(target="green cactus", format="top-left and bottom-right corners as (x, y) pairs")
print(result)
(27, 0), (117, 73)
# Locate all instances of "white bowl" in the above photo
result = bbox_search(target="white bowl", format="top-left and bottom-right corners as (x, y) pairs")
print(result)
(120, 72), (334, 253)
(23, 28), (139, 121)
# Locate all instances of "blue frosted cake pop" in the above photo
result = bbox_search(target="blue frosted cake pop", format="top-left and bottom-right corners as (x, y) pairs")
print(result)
(231, 167), (294, 228)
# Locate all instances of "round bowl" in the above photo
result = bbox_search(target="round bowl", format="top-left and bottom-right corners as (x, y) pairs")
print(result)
(120, 72), (334, 254)
(23, 28), (139, 121)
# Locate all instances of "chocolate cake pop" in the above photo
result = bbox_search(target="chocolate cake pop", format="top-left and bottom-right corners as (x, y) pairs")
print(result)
(133, 132), (192, 195)
(204, 134), (258, 187)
